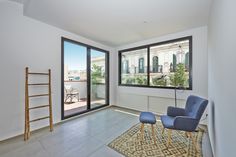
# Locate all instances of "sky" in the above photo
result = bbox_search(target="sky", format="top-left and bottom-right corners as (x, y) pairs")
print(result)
(64, 41), (105, 71)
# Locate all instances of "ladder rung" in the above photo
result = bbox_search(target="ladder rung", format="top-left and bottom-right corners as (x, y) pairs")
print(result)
(29, 94), (49, 98)
(28, 83), (49, 86)
(29, 105), (49, 110)
(30, 116), (50, 123)
(28, 72), (49, 75)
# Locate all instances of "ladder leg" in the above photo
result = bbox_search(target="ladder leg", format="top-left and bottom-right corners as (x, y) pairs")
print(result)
(24, 67), (30, 141)
(27, 108), (30, 139)
(48, 69), (53, 132)
(24, 107), (28, 140)
(24, 111), (30, 140)
(24, 123), (28, 140)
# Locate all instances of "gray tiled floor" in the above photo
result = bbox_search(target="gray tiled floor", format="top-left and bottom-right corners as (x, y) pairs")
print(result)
(0, 107), (213, 157)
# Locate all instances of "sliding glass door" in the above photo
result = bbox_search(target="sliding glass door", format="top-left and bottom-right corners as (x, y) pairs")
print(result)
(90, 49), (108, 109)
(61, 37), (109, 119)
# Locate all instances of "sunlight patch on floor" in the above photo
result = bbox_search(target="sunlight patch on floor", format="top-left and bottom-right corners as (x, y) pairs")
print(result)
(114, 109), (139, 117)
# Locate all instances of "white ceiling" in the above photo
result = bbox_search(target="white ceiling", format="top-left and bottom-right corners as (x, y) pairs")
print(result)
(12, 0), (212, 47)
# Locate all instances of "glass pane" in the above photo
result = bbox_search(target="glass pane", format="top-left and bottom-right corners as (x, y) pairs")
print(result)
(90, 49), (107, 109)
(149, 39), (190, 88)
(121, 48), (148, 85)
(64, 41), (87, 116)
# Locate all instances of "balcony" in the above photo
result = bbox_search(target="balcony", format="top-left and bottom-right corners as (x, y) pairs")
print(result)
(64, 80), (106, 117)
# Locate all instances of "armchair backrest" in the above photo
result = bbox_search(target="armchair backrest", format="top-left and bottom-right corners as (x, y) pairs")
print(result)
(185, 95), (208, 120)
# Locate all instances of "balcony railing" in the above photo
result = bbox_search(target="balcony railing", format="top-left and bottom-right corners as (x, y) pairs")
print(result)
(64, 80), (106, 100)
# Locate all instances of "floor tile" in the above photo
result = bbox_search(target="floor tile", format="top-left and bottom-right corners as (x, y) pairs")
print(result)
(89, 146), (124, 157)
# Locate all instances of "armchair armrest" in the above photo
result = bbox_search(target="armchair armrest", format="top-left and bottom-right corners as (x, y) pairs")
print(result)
(174, 116), (199, 132)
(167, 106), (185, 117)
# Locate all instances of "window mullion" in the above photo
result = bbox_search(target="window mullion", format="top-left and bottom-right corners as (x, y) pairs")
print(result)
(147, 46), (150, 86)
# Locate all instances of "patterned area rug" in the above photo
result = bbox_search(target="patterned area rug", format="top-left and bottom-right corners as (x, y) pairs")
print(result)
(108, 122), (204, 157)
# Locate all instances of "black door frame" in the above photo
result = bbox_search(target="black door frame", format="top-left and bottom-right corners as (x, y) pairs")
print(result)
(61, 37), (110, 120)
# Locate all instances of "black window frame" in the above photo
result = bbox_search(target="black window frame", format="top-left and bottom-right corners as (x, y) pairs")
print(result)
(118, 36), (192, 90)
(61, 37), (110, 120)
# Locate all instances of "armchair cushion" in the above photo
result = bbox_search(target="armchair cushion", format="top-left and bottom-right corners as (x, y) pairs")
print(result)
(160, 115), (175, 129)
(167, 106), (185, 117)
(174, 116), (199, 132)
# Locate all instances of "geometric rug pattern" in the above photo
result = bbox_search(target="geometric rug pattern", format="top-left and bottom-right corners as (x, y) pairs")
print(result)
(108, 122), (204, 157)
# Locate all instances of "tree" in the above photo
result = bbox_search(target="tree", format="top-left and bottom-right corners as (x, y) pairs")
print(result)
(135, 75), (147, 85)
(152, 76), (167, 86)
(91, 64), (103, 99)
(91, 64), (102, 84)
(170, 63), (186, 87)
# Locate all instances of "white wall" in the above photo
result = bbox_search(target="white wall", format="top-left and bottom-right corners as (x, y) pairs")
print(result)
(0, 0), (209, 142)
(208, 0), (236, 156)
(114, 27), (208, 119)
(0, 1), (115, 141)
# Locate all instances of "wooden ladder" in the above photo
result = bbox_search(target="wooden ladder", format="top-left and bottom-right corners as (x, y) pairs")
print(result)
(24, 67), (53, 140)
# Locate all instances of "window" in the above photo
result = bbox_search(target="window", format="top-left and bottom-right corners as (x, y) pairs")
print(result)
(120, 48), (148, 85)
(119, 36), (192, 89)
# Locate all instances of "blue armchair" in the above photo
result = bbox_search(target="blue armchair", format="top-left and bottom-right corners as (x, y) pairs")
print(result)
(161, 95), (208, 151)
